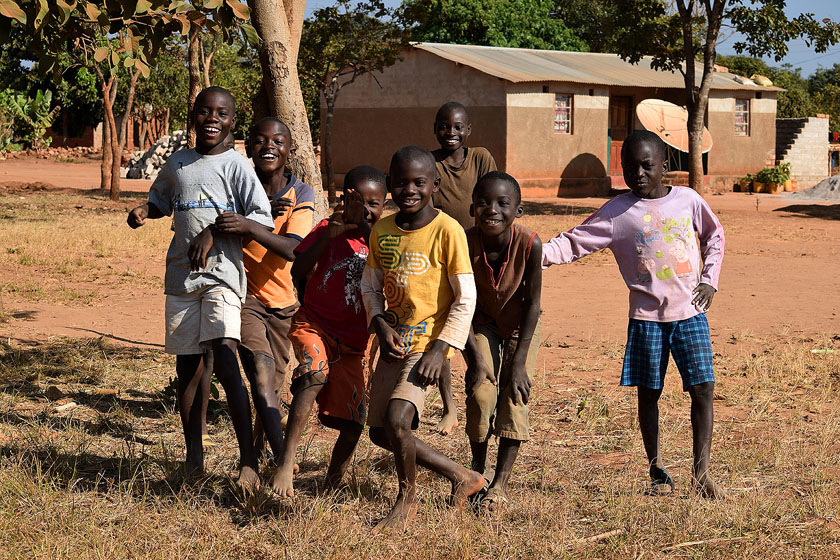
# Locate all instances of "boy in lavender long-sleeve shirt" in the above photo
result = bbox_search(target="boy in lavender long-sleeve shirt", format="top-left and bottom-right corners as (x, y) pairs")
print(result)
(543, 131), (725, 499)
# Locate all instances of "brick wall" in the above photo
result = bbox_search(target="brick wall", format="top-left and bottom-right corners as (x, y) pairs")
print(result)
(777, 116), (830, 189)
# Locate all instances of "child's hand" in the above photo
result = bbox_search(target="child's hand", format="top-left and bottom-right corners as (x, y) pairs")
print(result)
(465, 355), (494, 397)
(416, 341), (448, 387)
(188, 227), (214, 270)
(374, 317), (405, 363)
(692, 282), (716, 311)
(215, 211), (253, 236)
(127, 205), (148, 228)
(270, 197), (293, 218)
(326, 206), (358, 239)
(341, 189), (365, 226)
(509, 360), (532, 405)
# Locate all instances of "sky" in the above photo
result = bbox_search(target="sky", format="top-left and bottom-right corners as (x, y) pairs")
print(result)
(303, 0), (840, 78)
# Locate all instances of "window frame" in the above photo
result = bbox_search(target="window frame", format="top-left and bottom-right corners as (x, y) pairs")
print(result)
(554, 93), (573, 135)
(734, 98), (750, 137)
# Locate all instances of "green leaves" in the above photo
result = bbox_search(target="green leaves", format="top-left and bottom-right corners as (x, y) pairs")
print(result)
(0, 0), (26, 24)
(240, 22), (259, 46)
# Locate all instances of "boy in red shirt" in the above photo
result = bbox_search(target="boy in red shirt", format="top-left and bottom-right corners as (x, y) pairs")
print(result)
(270, 165), (387, 496)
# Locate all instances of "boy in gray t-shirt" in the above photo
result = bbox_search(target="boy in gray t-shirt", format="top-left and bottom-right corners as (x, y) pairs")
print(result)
(128, 87), (273, 492)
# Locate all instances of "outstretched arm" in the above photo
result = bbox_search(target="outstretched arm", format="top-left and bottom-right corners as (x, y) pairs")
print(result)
(127, 202), (165, 228)
(214, 211), (299, 261)
(541, 206), (613, 268)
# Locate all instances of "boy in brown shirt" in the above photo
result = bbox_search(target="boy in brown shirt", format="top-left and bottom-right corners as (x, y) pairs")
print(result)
(464, 171), (542, 508)
(431, 101), (498, 435)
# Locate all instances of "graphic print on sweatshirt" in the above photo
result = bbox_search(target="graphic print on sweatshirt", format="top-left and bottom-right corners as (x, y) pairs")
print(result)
(635, 209), (696, 283)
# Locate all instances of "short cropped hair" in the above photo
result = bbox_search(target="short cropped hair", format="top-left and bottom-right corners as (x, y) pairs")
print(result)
(195, 86), (236, 113)
(250, 117), (292, 141)
(435, 101), (470, 123)
(389, 145), (436, 175)
(344, 165), (386, 192)
(621, 130), (667, 160)
(474, 170), (521, 204)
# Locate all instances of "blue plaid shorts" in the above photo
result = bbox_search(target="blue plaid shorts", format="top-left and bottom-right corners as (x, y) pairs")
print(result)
(621, 313), (715, 391)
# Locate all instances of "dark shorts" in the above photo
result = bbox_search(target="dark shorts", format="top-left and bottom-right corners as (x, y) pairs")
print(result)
(621, 313), (715, 391)
(239, 294), (297, 379)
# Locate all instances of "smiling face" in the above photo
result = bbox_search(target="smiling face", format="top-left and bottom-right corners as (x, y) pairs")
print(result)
(434, 107), (471, 153)
(388, 156), (439, 216)
(193, 90), (235, 155)
(471, 177), (523, 237)
(621, 138), (668, 199)
(248, 119), (293, 175)
(347, 179), (387, 227)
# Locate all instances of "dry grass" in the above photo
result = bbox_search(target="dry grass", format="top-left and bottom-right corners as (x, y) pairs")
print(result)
(0, 335), (838, 559)
(0, 191), (168, 307)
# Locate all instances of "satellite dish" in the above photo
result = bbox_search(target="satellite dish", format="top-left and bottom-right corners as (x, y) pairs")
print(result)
(636, 99), (713, 154)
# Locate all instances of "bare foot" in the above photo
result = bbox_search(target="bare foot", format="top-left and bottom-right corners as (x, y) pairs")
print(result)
(449, 470), (486, 509)
(481, 486), (509, 512)
(435, 412), (459, 436)
(270, 465), (296, 497)
(373, 493), (418, 534)
(236, 465), (260, 495)
(694, 473), (726, 500)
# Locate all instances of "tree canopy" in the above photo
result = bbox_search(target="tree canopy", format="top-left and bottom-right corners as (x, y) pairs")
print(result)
(402, 0), (587, 51)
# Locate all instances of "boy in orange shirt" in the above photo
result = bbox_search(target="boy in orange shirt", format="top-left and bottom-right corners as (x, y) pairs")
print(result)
(214, 117), (314, 471)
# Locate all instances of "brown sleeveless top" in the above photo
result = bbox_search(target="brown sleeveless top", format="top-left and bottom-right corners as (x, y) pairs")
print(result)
(466, 222), (537, 338)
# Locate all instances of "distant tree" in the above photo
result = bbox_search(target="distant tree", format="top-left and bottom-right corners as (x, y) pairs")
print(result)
(551, 0), (620, 53)
(299, 0), (408, 203)
(813, 85), (840, 133)
(0, 0), (256, 200)
(600, 0), (839, 192)
(403, 0), (587, 51)
(716, 55), (816, 120)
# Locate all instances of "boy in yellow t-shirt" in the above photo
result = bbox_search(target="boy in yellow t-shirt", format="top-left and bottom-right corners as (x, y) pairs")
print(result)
(361, 146), (485, 532)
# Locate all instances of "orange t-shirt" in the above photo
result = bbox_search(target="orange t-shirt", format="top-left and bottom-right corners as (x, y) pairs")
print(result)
(243, 174), (315, 308)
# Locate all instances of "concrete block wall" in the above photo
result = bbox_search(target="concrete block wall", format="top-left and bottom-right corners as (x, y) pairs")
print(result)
(777, 116), (830, 188)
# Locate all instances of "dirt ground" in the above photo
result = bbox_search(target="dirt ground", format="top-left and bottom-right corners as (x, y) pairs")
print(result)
(1, 157), (840, 558)
(2, 157), (838, 352)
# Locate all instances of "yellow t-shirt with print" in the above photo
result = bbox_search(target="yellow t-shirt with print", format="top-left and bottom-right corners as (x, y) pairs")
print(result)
(367, 210), (472, 357)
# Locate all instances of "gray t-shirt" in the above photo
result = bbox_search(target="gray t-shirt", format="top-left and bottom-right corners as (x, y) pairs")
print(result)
(148, 148), (274, 299)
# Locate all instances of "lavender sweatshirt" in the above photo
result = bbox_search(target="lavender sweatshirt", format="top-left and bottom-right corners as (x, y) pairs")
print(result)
(542, 186), (725, 322)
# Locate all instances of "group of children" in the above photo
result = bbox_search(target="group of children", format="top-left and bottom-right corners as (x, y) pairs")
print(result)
(127, 86), (726, 531)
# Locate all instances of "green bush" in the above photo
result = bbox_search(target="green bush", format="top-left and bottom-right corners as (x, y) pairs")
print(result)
(755, 162), (791, 185)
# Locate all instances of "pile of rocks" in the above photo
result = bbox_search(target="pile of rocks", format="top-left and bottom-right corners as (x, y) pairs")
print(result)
(123, 130), (188, 179)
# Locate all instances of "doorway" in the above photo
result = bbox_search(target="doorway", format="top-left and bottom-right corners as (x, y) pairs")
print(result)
(608, 96), (633, 175)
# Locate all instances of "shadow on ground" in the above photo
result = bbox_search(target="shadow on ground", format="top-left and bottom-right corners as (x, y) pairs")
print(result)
(774, 204), (840, 220)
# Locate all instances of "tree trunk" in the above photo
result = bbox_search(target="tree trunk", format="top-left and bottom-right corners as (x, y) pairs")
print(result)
(104, 85), (121, 201)
(200, 35), (216, 88)
(187, 26), (202, 149)
(324, 95), (336, 204)
(249, 0), (328, 220)
(164, 107), (170, 137)
(119, 69), (141, 151)
(95, 67), (116, 193)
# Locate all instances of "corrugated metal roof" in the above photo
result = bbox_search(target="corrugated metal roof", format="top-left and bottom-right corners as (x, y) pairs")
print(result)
(413, 43), (782, 91)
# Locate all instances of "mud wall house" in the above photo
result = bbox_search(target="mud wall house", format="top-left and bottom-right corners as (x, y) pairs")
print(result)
(325, 43), (781, 196)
